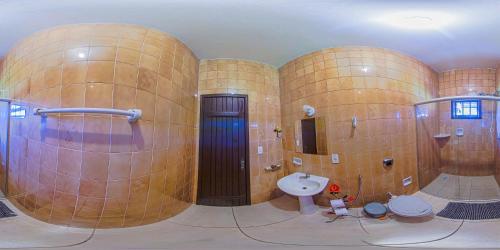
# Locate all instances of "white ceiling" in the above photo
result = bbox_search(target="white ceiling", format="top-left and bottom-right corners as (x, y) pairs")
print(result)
(1, 0), (500, 71)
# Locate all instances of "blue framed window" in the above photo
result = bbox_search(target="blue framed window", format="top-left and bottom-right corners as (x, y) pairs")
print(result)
(451, 99), (481, 119)
(10, 104), (26, 118)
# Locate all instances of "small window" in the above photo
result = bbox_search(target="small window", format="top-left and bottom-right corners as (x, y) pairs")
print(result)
(451, 99), (481, 119)
(10, 104), (26, 118)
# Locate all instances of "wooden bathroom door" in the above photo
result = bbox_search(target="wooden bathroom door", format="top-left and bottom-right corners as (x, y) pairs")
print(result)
(197, 94), (250, 206)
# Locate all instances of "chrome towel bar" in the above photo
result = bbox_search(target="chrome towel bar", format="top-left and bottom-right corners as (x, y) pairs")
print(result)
(33, 108), (142, 122)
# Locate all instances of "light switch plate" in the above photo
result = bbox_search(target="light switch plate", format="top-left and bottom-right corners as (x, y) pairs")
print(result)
(331, 153), (340, 164)
(456, 128), (464, 137)
(292, 157), (302, 166)
(257, 146), (263, 155)
(402, 176), (412, 187)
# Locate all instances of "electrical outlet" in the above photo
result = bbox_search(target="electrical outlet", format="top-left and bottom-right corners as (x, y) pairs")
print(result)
(331, 153), (340, 164)
(292, 157), (302, 166)
(257, 146), (263, 155)
(402, 176), (412, 187)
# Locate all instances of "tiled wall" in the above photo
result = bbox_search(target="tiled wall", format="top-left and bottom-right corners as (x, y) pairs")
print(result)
(279, 47), (438, 204)
(197, 59), (283, 203)
(437, 69), (497, 176)
(0, 24), (199, 228)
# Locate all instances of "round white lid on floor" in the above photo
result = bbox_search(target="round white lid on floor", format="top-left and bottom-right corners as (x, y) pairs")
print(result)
(388, 195), (433, 217)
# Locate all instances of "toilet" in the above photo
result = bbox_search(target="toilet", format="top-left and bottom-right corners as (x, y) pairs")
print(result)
(388, 195), (433, 217)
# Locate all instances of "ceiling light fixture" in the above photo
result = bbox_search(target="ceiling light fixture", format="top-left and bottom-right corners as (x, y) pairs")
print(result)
(376, 11), (456, 30)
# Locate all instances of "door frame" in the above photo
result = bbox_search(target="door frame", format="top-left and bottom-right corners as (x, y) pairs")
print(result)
(197, 94), (251, 205)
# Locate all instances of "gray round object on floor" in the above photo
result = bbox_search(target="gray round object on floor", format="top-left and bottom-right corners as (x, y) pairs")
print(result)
(363, 202), (387, 218)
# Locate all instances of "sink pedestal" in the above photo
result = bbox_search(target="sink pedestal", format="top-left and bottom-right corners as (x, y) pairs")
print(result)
(298, 196), (318, 214)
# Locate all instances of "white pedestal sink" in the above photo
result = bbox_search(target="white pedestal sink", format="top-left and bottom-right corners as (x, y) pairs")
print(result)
(277, 172), (329, 214)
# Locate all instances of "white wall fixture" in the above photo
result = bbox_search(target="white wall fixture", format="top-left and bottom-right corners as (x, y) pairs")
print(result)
(257, 146), (263, 155)
(375, 10), (456, 30)
(352, 116), (357, 128)
(331, 153), (340, 164)
(303, 105), (315, 117)
(292, 157), (302, 166)
(402, 176), (413, 187)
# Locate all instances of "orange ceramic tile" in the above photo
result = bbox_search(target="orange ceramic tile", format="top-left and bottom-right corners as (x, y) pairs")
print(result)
(115, 62), (138, 87)
(61, 84), (85, 107)
(62, 61), (89, 85)
(81, 151), (109, 181)
(87, 61), (114, 83)
(108, 153), (132, 181)
(57, 148), (82, 178)
(89, 46), (117, 61)
(85, 83), (113, 108)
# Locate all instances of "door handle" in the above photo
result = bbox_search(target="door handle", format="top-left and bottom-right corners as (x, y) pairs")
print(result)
(240, 159), (245, 170)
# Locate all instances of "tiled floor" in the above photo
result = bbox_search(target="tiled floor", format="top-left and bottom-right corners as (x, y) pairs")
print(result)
(422, 173), (500, 201)
(0, 193), (499, 249)
(0, 196), (93, 249)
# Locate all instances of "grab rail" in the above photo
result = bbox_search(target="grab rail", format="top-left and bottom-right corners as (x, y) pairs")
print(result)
(33, 108), (142, 122)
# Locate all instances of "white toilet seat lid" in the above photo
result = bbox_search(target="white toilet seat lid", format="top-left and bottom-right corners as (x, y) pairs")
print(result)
(388, 195), (433, 217)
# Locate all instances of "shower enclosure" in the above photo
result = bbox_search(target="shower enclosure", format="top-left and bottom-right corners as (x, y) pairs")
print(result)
(0, 99), (10, 196)
(416, 96), (500, 201)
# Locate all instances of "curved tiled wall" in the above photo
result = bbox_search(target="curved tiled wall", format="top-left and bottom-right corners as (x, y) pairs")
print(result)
(0, 24), (198, 227)
(279, 47), (438, 205)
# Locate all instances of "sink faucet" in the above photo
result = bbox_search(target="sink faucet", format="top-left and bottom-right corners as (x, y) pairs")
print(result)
(299, 172), (310, 179)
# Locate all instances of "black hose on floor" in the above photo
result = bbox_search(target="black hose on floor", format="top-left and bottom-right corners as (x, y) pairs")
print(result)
(231, 207), (368, 248)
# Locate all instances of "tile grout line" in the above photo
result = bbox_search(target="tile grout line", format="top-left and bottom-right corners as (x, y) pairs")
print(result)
(122, 29), (147, 227)
(96, 31), (120, 228)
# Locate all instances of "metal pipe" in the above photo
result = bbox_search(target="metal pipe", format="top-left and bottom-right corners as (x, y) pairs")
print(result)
(414, 95), (500, 106)
(33, 108), (142, 122)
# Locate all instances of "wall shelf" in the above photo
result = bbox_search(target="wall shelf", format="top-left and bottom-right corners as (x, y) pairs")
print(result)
(264, 164), (282, 172)
(433, 134), (451, 139)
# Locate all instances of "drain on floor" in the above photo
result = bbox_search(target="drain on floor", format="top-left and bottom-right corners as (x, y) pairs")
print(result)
(437, 201), (500, 220)
(0, 201), (16, 218)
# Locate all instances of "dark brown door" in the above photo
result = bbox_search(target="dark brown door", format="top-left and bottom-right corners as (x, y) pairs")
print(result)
(197, 94), (250, 206)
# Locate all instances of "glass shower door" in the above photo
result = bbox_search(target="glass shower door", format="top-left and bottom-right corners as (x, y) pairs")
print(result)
(417, 99), (500, 201)
(0, 100), (10, 196)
